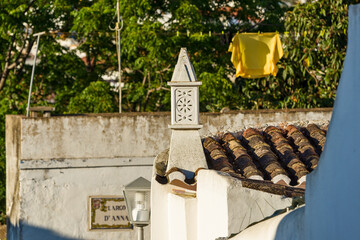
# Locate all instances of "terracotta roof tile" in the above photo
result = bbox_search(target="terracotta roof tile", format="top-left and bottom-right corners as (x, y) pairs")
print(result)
(203, 137), (234, 173)
(221, 133), (263, 180)
(286, 125), (319, 170)
(302, 123), (327, 154)
(264, 126), (309, 184)
(203, 123), (328, 188)
(242, 128), (290, 185)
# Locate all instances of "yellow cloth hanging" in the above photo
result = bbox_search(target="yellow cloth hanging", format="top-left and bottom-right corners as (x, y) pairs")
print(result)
(228, 32), (283, 79)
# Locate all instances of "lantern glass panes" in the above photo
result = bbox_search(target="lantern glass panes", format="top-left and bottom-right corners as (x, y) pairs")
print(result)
(123, 177), (151, 226)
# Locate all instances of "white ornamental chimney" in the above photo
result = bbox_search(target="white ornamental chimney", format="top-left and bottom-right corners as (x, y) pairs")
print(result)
(168, 48), (202, 128)
(166, 48), (208, 176)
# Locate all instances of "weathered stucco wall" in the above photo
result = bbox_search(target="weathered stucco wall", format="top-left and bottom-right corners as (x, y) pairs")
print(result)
(20, 109), (332, 160)
(6, 108), (332, 240)
(20, 113), (171, 160)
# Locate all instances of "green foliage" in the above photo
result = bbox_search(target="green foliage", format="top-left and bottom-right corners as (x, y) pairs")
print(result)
(231, 0), (357, 110)
(199, 67), (240, 112)
(113, 0), (288, 111)
(0, 0), (289, 113)
(0, 0), (97, 114)
(67, 81), (118, 113)
(277, 0), (357, 108)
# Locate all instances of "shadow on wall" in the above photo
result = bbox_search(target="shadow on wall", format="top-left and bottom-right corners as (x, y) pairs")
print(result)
(7, 218), (83, 240)
(274, 207), (305, 240)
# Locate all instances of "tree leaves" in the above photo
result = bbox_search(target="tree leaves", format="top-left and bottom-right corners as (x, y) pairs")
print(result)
(280, 0), (350, 108)
(67, 81), (118, 113)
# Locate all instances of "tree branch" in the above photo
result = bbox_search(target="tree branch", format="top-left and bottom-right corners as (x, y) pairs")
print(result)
(0, 34), (17, 91)
(0, 0), (36, 91)
(24, 0), (37, 14)
(304, 67), (320, 87)
(12, 26), (31, 71)
(16, 39), (35, 75)
(142, 73), (147, 86)
(155, 64), (171, 74)
(143, 86), (170, 111)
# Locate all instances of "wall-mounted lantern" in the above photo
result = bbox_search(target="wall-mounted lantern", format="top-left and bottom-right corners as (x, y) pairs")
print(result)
(123, 177), (151, 240)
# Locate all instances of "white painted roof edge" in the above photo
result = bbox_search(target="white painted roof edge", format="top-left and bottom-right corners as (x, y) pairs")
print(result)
(231, 206), (305, 240)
